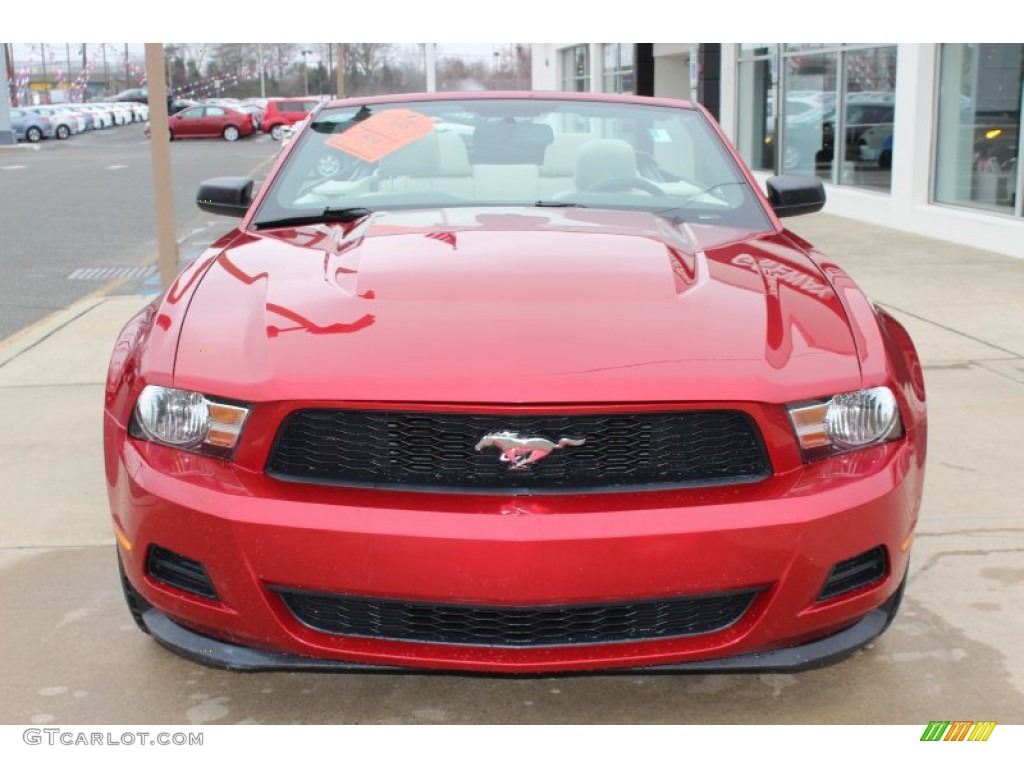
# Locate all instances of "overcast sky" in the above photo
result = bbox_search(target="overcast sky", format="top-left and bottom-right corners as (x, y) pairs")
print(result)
(8, 43), (514, 67)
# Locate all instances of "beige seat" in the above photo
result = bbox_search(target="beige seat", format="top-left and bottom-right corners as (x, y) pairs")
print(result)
(538, 133), (592, 198)
(433, 132), (474, 197)
(573, 138), (640, 192)
(473, 164), (541, 200)
(377, 133), (441, 193)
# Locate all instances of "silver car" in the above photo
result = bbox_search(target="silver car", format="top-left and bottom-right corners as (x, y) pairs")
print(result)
(10, 108), (55, 142)
(23, 106), (80, 139)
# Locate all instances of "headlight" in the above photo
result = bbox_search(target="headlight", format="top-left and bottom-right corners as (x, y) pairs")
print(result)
(788, 386), (901, 460)
(131, 385), (249, 457)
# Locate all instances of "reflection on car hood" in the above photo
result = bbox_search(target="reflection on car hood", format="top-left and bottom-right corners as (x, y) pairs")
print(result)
(173, 208), (861, 404)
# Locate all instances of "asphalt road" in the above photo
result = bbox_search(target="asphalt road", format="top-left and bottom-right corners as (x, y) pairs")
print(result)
(0, 124), (278, 341)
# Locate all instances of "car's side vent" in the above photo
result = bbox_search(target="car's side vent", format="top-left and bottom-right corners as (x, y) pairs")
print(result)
(817, 546), (888, 602)
(146, 545), (218, 600)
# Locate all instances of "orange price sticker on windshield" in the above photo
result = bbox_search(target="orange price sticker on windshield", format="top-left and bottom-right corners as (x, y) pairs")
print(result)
(327, 109), (435, 163)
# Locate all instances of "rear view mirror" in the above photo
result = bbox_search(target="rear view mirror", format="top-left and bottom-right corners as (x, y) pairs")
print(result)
(196, 177), (254, 218)
(765, 176), (826, 218)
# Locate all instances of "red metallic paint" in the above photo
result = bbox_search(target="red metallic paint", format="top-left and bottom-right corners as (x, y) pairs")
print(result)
(167, 106), (255, 140)
(105, 92), (926, 672)
(167, 209), (862, 406)
(109, 432), (918, 672)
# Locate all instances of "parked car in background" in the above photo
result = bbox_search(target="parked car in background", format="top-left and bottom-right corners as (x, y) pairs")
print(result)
(262, 97), (321, 140)
(780, 105), (834, 172)
(127, 102), (150, 122)
(169, 99), (197, 116)
(858, 124), (894, 168)
(66, 108), (87, 134)
(112, 87), (148, 104)
(164, 104), (255, 141)
(10, 108), (54, 143)
(23, 106), (79, 140)
(236, 104), (264, 132)
(90, 102), (133, 125)
(62, 104), (102, 131)
(243, 97), (268, 112)
(87, 104), (115, 129)
(108, 91), (926, 674)
(843, 101), (895, 163)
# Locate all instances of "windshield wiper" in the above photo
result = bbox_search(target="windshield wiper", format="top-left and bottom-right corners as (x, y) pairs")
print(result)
(651, 182), (752, 223)
(252, 207), (374, 230)
(673, 181), (749, 208)
(533, 201), (587, 208)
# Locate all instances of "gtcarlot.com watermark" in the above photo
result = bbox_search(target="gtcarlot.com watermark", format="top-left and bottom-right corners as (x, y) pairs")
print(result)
(23, 729), (203, 747)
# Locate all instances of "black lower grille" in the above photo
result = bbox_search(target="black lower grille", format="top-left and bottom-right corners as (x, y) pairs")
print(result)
(817, 546), (888, 601)
(266, 409), (770, 492)
(275, 589), (760, 647)
(146, 545), (217, 600)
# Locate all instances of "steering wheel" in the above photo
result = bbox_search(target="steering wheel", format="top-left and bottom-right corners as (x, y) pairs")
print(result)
(585, 177), (668, 196)
(315, 152), (349, 179)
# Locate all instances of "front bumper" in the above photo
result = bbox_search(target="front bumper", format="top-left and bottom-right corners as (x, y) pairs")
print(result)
(110, 432), (922, 674)
(132, 575), (906, 673)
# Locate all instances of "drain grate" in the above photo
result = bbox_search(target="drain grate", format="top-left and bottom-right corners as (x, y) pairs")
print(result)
(67, 265), (157, 281)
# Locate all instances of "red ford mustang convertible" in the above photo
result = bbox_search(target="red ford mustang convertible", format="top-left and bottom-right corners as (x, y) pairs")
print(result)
(104, 92), (926, 673)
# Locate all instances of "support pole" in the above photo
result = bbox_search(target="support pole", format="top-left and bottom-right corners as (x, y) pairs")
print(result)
(42, 44), (49, 103)
(258, 43), (266, 99)
(335, 44), (345, 98)
(425, 43), (436, 92)
(144, 43), (179, 291)
(0, 45), (15, 145)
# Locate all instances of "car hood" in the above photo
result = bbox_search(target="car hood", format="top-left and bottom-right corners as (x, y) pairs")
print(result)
(173, 208), (861, 404)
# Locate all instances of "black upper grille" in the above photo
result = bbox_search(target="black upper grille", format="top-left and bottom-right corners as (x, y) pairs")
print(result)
(266, 410), (770, 492)
(276, 589), (760, 647)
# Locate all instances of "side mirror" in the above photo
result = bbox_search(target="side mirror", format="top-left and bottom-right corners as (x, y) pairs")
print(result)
(765, 175), (826, 218)
(196, 177), (254, 218)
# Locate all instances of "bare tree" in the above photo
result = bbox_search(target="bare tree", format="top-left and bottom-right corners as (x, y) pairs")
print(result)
(346, 43), (394, 80)
(437, 45), (531, 92)
(492, 44), (531, 90)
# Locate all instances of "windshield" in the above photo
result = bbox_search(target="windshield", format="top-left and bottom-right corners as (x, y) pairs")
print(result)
(250, 97), (770, 230)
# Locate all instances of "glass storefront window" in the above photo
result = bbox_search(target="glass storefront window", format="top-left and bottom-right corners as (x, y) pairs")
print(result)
(784, 44), (835, 52)
(602, 44), (635, 94)
(841, 47), (897, 191)
(782, 52), (838, 180)
(561, 46), (590, 92)
(737, 45), (900, 190)
(935, 44), (1022, 214)
(737, 57), (775, 171)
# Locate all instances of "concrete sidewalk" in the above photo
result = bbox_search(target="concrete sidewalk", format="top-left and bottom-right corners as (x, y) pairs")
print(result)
(1, 213), (1023, 724)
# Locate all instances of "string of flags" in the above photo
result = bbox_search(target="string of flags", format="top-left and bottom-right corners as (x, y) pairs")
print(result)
(7, 44), (264, 105)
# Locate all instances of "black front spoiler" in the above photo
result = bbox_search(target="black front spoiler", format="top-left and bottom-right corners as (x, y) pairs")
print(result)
(138, 577), (905, 674)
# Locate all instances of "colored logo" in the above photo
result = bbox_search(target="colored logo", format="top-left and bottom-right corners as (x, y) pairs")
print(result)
(920, 721), (996, 742)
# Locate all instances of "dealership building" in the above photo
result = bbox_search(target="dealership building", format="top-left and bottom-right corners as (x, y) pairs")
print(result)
(531, 44), (1024, 260)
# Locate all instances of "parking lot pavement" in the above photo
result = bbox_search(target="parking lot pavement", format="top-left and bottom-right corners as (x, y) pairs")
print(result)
(0, 125), (278, 341)
(1, 214), (1022, 724)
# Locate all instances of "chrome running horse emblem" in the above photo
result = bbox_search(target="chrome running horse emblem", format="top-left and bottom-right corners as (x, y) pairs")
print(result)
(475, 431), (586, 470)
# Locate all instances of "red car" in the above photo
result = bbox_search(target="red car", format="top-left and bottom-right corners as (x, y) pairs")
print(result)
(261, 96), (321, 141)
(105, 92), (926, 674)
(166, 104), (255, 141)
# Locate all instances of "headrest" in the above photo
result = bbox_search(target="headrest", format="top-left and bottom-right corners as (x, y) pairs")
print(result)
(379, 133), (440, 177)
(472, 121), (554, 163)
(574, 139), (638, 191)
(541, 134), (592, 177)
(436, 132), (472, 176)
